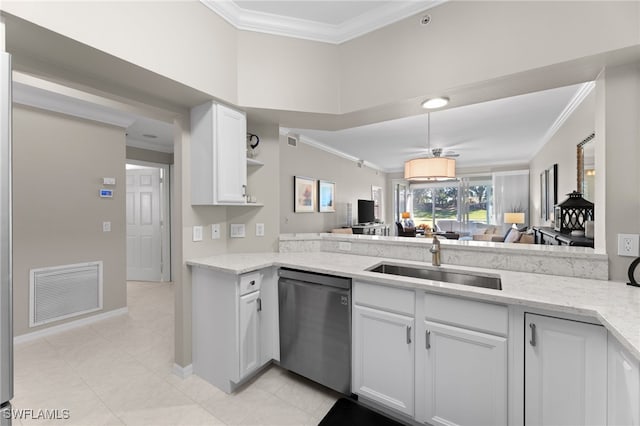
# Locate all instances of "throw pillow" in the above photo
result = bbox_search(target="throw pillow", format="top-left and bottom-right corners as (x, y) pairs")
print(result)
(484, 226), (495, 235)
(504, 229), (521, 243)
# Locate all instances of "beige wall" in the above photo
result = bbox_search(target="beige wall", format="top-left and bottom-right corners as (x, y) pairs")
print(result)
(596, 64), (640, 281)
(237, 32), (340, 114)
(4, 1), (639, 117)
(2, 1), (238, 104)
(12, 105), (127, 336)
(280, 138), (387, 233)
(339, 1), (640, 113)
(529, 91), (596, 227)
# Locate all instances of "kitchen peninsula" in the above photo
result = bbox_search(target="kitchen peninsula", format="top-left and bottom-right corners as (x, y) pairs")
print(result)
(188, 234), (639, 425)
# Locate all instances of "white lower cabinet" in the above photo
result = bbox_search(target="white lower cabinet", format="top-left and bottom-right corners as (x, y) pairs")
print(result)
(608, 335), (640, 426)
(352, 281), (415, 417)
(239, 290), (261, 379)
(416, 293), (508, 426)
(420, 321), (507, 426)
(353, 305), (415, 416)
(525, 313), (607, 426)
(192, 266), (277, 393)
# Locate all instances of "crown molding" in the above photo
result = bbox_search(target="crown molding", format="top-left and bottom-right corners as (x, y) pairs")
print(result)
(127, 136), (174, 153)
(200, 0), (444, 44)
(536, 81), (595, 154)
(280, 127), (386, 172)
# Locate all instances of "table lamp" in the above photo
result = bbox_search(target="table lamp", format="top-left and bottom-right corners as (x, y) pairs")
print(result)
(504, 212), (525, 229)
(401, 212), (411, 227)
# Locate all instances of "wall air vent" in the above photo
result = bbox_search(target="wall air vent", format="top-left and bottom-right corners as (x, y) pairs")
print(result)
(287, 135), (298, 147)
(29, 261), (103, 327)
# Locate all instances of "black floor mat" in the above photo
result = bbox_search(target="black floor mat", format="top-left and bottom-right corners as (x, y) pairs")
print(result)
(318, 398), (406, 426)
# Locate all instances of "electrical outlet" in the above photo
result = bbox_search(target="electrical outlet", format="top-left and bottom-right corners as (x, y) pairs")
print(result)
(211, 224), (221, 239)
(230, 224), (245, 238)
(618, 234), (639, 257)
(192, 225), (203, 242)
(256, 223), (265, 237)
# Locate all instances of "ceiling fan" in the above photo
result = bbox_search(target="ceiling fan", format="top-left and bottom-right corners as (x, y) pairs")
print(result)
(429, 147), (460, 158)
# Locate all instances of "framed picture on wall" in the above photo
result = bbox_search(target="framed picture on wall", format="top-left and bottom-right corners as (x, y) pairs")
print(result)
(294, 176), (316, 213)
(540, 170), (548, 221)
(318, 180), (335, 213)
(547, 163), (558, 222)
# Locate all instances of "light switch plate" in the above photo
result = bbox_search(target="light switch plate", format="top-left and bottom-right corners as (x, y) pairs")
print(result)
(192, 225), (203, 242)
(230, 224), (245, 238)
(211, 224), (221, 239)
(103, 177), (116, 185)
(102, 221), (111, 232)
(256, 223), (265, 237)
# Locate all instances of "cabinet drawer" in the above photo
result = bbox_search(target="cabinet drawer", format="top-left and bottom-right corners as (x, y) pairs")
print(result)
(239, 271), (262, 295)
(424, 293), (507, 336)
(354, 281), (414, 315)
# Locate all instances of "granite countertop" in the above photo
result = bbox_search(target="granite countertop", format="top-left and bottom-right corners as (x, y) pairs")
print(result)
(187, 251), (640, 361)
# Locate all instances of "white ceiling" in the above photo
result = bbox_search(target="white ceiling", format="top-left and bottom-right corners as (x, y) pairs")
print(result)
(286, 83), (593, 172)
(201, 0), (441, 44)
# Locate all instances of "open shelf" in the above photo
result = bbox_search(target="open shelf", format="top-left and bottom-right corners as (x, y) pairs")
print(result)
(246, 158), (264, 167)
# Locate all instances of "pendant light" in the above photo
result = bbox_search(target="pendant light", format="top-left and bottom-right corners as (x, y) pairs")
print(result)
(404, 113), (456, 181)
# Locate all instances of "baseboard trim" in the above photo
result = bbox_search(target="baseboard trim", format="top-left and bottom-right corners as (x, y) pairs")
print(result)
(14, 307), (129, 344)
(172, 363), (193, 379)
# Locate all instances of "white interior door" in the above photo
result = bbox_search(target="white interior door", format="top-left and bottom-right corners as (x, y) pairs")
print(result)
(126, 166), (162, 281)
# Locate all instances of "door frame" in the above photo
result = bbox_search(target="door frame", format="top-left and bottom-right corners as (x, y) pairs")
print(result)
(126, 159), (171, 282)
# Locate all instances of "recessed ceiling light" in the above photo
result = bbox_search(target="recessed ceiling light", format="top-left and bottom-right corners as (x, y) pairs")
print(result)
(421, 97), (450, 109)
(142, 134), (158, 139)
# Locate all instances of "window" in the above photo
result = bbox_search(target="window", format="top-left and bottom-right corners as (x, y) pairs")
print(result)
(410, 177), (493, 230)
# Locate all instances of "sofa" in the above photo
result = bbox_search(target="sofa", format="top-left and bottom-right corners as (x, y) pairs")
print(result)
(472, 226), (534, 244)
(396, 222), (416, 237)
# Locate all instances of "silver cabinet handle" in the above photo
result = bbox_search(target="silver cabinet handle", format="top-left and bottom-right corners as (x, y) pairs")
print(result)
(406, 325), (412, 344)
(425, 330), (431, 349)
(242, 184), (247, 197)
(257, 297), (262, 312)
(530, 323), (536, 346)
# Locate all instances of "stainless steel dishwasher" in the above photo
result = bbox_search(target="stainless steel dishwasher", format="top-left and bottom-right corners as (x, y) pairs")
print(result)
(278, 268), (351, 394)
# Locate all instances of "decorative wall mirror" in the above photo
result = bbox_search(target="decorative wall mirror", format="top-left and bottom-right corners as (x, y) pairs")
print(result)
(577, 132), (595, 202)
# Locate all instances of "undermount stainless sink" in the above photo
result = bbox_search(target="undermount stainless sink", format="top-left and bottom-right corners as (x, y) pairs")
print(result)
(368, 263), (502, 290)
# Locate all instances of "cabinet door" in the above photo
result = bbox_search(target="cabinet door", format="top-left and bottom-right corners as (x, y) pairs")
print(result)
(525, 313), (607, 426)
(420, 321), (507, 426)
(608, 336), (640, 426)
(239, 290), (261, 379)
(215, 104), (246, 203)
(353, 305), (414, 416)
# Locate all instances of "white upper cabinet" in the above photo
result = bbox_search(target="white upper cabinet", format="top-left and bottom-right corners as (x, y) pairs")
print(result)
(525, 313), (607, 426)
(191, 102), (247, 205)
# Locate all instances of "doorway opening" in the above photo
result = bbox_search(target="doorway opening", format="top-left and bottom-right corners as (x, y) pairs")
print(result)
(126, 161), (171, 282)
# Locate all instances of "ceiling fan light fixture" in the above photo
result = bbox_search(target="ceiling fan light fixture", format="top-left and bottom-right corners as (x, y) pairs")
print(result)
(421, 97), (449, 109)
(404, 157), (456, 181)
(404, 112), (456, 181)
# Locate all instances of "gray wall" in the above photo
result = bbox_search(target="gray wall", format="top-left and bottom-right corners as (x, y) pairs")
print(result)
(13, 105), (127, 336)
(279, 137), (387, 233)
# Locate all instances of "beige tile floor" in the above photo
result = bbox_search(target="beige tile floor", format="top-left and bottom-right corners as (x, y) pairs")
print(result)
(13, 281), (339, 425)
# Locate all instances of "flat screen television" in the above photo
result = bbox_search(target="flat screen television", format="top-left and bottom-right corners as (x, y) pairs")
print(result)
(357, 199), (375, 224)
